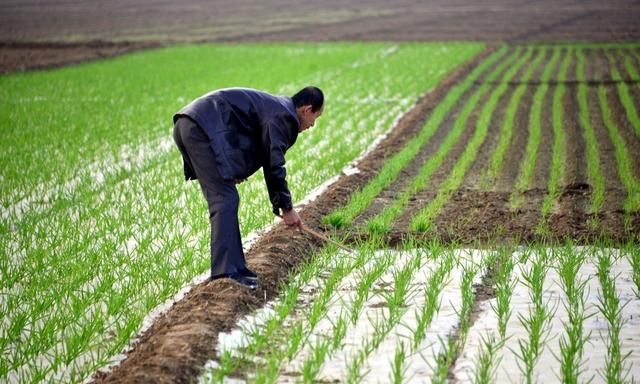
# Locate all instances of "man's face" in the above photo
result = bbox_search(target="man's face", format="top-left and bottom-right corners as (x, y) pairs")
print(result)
(298, 105), (323, 132)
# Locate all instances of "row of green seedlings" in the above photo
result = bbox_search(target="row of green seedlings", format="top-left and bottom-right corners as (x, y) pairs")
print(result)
(471, 246), (517, 383)
(463, 247), (555, 384)
(322, 45), (510, 229)
(513, 249), (556, 384)
(576, 48), (607, 219)
(511, 46), (640, 223)
(324, 44), (552, 234)
(343, 245), (487, 383)
(595, 247), (633, 383)
(509, 48), (562, 210)
(539, 48), (573, 227)
(460, 46), (640, 227)
(429, 254), (489, 384)
(208, 239), (374, 382)
(468, 243), (640, 384)
(411, 46), (540, 230)
(331, 244), (425, 383)
(325, 44), (640, 238)
(538, 46), (640, 229)
(325, 45), (521, 233)
(573, 47), (640, 224)
(364, 46), (517, 233)
(482, 47), (546, 188)
(206, 240), (482, 383)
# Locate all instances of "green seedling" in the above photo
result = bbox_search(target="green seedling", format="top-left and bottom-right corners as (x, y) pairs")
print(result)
(513, 250), (555, 384)
(595, 247), (632, 384)
(389, 341), (408, 384)
(626, 242), (640, 298)
(473, 333), (503, 384)
(554, 244), (592, 384)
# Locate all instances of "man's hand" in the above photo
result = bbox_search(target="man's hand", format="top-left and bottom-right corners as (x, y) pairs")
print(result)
(282, 208), (303, 230)
(234, 178), (247, 184)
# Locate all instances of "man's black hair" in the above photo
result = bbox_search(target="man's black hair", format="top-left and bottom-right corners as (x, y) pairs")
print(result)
(292, 86), (324, 112)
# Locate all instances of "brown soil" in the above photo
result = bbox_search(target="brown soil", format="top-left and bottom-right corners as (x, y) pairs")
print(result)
(0, 41), (161, 73)
(2, 0), (640, 74)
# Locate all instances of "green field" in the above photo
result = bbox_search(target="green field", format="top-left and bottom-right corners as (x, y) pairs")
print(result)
(0, 42), (483, 383)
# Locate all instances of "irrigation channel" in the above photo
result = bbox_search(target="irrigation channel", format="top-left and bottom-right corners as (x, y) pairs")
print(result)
(199, 44), (640, 383)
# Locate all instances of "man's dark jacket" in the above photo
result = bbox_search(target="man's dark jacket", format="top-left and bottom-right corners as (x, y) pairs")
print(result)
(174, 87), (300, 213)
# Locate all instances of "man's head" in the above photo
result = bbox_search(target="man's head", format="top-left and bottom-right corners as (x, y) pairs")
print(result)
(292, 86), (324, 132)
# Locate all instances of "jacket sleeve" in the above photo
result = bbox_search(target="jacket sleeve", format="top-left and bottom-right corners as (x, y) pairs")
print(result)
(262, 115), (295, 215)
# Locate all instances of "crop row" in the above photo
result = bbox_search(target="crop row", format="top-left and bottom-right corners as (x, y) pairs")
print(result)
(202, 241), (640, 383)
(0, 43), (484, 383)
(325, 44), (640, 234)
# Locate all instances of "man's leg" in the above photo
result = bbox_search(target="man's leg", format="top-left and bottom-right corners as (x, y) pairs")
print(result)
(173, 117), (247, 278)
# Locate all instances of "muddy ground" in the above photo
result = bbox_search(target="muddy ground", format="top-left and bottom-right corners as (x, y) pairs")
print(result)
(2, 0), (640, 73)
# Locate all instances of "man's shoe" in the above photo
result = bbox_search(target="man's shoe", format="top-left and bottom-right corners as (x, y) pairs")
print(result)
(231, 273), (257, 289)
(238, 266), (258, 279)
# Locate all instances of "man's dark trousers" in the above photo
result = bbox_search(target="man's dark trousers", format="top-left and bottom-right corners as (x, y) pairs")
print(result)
(173, 116), (246, 278)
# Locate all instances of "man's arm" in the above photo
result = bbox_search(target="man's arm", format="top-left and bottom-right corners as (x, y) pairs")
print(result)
(262, 115), (300, 227)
